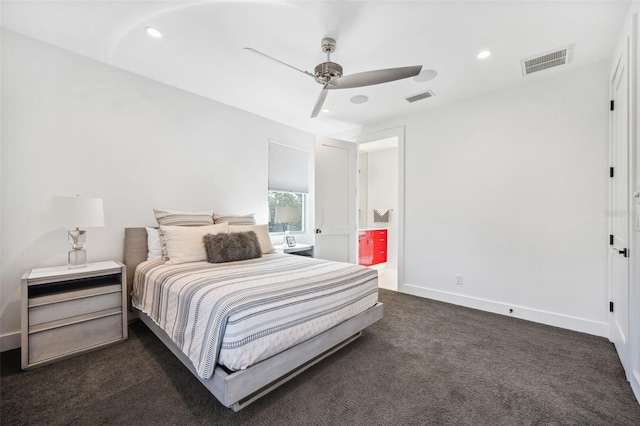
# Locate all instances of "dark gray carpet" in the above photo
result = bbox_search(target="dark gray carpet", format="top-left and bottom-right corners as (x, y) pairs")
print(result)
(2, 289), (639, 425)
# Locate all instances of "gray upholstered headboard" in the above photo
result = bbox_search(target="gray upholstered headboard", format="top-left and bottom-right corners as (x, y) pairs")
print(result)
(124, 228), (148, 308)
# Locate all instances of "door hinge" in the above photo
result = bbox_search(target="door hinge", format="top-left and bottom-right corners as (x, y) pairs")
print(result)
(610, 167), (614, 178)
(610, 100), (615, 111)
(610, 301), (614, 312)
(610, 234), (614, 245)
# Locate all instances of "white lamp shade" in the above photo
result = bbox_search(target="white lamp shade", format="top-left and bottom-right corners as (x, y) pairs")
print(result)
(52, 196), (105, 228)
(274, 205), (299, 224)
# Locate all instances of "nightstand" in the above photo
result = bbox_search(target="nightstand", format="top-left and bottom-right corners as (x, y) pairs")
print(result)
(21, 260), (127, 370)
(274, 243), (314, 257)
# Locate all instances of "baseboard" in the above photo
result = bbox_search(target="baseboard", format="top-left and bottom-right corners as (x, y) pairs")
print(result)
(1, 331), (21, 352)
(631, 371), (640, 405)
(400, 283), (609, 337)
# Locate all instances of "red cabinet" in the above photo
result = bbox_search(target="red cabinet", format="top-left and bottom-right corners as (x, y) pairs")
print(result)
(358, 229), (387, 266)
(358, 232), (372, 266)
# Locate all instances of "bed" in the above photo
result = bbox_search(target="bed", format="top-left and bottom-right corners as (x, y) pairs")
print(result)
(124, 227), (384, 411)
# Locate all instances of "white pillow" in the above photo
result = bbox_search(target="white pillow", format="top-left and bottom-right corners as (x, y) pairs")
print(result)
(160, 223), (228, 264)
(145, 227), (162, 260)
(228, 224), (275, 254)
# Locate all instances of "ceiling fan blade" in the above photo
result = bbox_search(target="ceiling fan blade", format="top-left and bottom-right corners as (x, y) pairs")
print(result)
(327, 65), (423, 90)
(310, 85), (329, 118)
(243, 47), (316, 79)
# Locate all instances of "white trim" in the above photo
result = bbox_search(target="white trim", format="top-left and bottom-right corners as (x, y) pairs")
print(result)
(1, 331), (21, 352)
(632, 371), (640, 404)
(630, 7), (640, 406)
(402, 283), (609, 337)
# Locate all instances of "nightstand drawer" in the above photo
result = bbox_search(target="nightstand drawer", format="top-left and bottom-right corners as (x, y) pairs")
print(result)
(29, 288), (122, 326)
(29, 312), (123, 364)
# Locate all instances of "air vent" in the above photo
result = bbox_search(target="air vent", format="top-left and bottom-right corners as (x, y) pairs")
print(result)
(406, 90), (435, 103)
(521, 44), (574, 76)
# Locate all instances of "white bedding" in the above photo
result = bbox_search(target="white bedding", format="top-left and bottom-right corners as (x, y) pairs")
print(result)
(132, 254), (378, 378)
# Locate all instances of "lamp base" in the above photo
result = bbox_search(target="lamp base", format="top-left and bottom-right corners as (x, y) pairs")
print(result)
(68, 248), (87, 269)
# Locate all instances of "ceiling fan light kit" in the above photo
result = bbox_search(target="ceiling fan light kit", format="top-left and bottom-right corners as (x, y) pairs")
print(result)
(314, 38), (343, 85)
(245, 37), (423, 118)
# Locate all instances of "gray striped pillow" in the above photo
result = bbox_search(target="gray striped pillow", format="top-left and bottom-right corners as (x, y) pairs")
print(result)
(213, 212), (256, 226)
(154, 208), (214, 226)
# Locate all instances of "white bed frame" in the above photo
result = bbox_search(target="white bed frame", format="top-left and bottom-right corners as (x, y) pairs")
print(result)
(124, 228), (384, 411)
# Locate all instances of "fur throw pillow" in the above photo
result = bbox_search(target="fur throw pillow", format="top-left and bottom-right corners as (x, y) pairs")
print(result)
(203, 231), (262, 263)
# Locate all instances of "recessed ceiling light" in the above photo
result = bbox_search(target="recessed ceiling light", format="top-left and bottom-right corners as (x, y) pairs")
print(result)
(413, 69), (438, 82)
(477, 50), (491, 59)
(350, 95), (369, 104)
(322, 109), (330, 113)
(145, 27), (163, 38)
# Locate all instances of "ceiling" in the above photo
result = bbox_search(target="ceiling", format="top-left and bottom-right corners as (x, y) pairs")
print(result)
(1, 0), (631, 136)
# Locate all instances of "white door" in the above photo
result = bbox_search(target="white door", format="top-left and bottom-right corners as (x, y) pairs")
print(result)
(609, 43), (630, 377)
(315, 136), (357, 263)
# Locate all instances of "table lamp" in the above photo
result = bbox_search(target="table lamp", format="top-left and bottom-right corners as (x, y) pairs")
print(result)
(274, 205), (298, 244)
(52, 196), (105, 268)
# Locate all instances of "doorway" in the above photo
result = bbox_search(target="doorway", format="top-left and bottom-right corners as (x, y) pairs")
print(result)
(358, 137), (398, 290)
(355, 126), (405, 291)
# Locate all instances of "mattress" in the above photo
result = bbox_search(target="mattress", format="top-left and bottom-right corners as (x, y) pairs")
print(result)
(132, 254), (378, 379)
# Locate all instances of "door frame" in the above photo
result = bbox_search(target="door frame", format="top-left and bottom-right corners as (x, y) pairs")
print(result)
(609, 7), (639, 403)
(608, 43), (631, 376)
(354, 126), (406, 290)
(629, 8), (640, 402)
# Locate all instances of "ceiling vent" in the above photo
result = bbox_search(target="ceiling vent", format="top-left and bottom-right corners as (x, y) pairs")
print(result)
(406, 90), (435, 103)
(521, 44), (574, 76)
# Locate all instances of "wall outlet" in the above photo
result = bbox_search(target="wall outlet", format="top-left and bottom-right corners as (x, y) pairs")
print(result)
(456, 274), (463, 285)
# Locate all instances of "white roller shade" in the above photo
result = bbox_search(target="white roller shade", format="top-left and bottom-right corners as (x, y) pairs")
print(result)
(268, 141), (309, 193)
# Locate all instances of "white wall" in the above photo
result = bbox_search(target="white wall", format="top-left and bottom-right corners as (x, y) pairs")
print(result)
(0, 30), (314, 349)
(350, 60), (611, 336)
(358, 151), (368, 227)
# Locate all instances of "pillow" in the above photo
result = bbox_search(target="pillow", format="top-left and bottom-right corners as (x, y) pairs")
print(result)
(160, 223), (228, 264)
(154, 208), (214, 226)
(145, 227), (162, 260)
(228, 224), (275, 254)
(204, 231), (262, 263)
(213, 212), (256, 226)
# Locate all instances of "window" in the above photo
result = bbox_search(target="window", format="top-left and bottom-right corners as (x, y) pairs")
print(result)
(268, 191), (306, 233)
(268, 141), (309, 234)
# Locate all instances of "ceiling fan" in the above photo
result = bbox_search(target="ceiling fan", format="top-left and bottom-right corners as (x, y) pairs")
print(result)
(244, 38), (422, 118)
